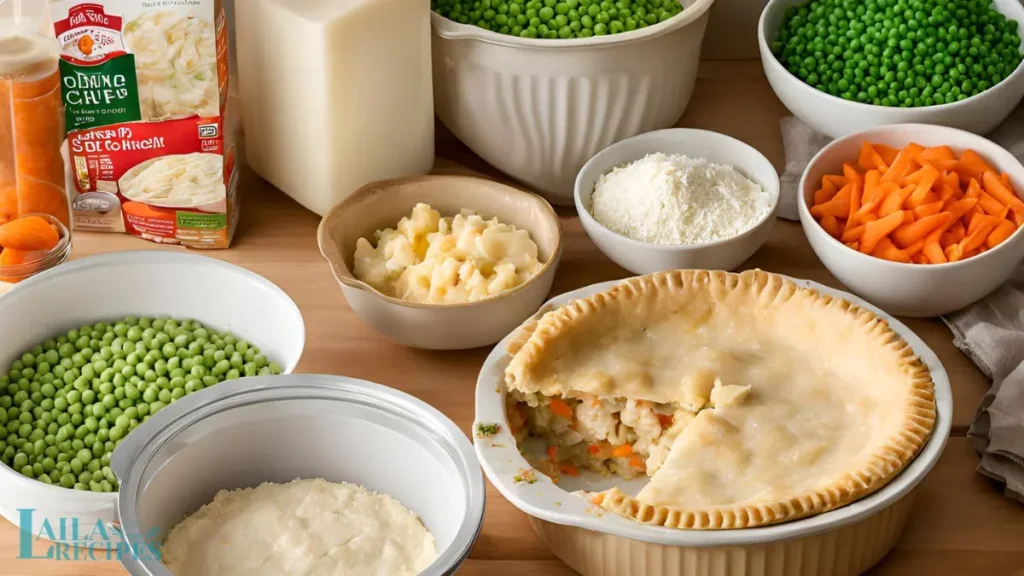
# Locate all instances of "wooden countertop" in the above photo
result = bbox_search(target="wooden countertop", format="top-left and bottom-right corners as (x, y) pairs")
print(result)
(1, 60), (1022, 575)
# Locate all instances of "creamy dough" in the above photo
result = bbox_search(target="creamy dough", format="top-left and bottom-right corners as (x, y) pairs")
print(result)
(162, 479), (437, 576)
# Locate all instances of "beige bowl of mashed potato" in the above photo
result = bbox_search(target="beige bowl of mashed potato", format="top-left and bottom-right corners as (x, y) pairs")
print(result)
(317, 175), (562, 350)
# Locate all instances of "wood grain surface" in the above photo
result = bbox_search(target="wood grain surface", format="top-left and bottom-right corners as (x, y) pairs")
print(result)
(0, 60), (1020, 575)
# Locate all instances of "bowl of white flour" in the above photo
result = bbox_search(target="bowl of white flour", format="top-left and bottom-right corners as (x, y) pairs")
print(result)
(574, 128), (780, 274)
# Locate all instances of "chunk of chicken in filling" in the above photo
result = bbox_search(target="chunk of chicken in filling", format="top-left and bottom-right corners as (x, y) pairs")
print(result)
(506, 391), (695, 480)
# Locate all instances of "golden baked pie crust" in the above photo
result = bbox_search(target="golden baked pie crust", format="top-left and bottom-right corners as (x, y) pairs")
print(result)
(504, 269), (937, 530)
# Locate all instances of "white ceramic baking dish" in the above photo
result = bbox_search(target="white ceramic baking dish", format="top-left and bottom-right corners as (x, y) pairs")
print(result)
(111, 374), (485, 576)
(431, 0), (715, 204)
(0, 251), (306, 541)
(475, 274), (952, 576)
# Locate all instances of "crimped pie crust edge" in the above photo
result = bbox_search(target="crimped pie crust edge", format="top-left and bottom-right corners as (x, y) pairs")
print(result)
(503, 269), (938, 530)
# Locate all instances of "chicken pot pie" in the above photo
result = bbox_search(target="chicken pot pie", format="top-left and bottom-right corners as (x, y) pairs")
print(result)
(504, 270), (936, 530)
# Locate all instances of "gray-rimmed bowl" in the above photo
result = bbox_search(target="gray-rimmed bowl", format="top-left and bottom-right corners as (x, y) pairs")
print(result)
(112, 374), (485, 576)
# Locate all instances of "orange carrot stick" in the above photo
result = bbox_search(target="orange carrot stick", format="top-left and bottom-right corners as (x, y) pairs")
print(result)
(982, 171), (1024, 208)
(843, 163), (864, 186)
(986, 220), (1017, 249)
(960, 217), (1001, 254)
(848, 181), (863, 222)
(913, 201), (944, 219)
(10, 71), (69, 227)
(880, 185), (916, 216)
(922, 236), (947, 264)
(858, 142), (889, 172)
(905, 166), (940, 208)
(962, 206), (984, 228)
(875, 144), (900, 166)
(881, 151), (915, 183)
(957, 149), (994, 181)
(860, 210), (905, 254)
(945, 243), (963, 262)
(976, 192), (1009, 218)
(870, 237), (912, 263)
(841, 224), (866, 243)
(820, 214), (841, 238)
(814, 179), (838, 205)
(863, 169), (881, 201)
(891, 213), (953, 248)
(920, 145), (956, 162)
(823, 175), (848, 189)
(810, 185), (852, 218)
(965, 178), (983, 199)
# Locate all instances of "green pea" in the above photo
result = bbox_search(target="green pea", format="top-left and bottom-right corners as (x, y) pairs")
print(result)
(1, 317), (280, 491)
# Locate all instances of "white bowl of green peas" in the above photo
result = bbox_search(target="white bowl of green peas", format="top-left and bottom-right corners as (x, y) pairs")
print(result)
(759, 0), (1024, 138)
(0, 251), (305, 541)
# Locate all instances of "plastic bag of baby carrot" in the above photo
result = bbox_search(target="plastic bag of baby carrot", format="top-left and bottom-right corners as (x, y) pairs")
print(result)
(809, 142), (1024, 264)
(49, 0), (238, 249)
(0, 1), (71, 231)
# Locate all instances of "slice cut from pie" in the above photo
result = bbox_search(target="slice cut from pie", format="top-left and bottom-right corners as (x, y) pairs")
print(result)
(504, 270), (936, 530)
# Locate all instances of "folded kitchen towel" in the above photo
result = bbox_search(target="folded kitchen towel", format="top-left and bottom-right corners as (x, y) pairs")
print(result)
(777, 117), (833, 221)
(943, 265), (1024, 504)
(779, 113), (1024, 503)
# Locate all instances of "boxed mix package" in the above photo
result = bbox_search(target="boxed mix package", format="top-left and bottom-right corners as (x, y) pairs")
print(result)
(50, 0), (238, 248)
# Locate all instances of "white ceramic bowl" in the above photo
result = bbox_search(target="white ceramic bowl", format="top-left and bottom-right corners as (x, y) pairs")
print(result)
(475, 275), (952, 576)
(799, 124), (1024, 317)
(112, 375), (485, 576)
(759, 0), (1024, 138)
(318, 175), (562, 350)
(432, 0), (715, 205)
(575, 128), (780, 274)
(0, 251), (306, 540)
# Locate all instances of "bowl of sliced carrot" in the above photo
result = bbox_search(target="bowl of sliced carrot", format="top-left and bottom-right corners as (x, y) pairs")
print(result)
(0, 214), (70, 293)
(800, 123), (1024, 317)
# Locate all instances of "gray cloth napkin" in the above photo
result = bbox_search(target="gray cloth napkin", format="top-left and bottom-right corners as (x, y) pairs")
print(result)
(944, 268), (1024, 504)
(780, 115), (1024, 503)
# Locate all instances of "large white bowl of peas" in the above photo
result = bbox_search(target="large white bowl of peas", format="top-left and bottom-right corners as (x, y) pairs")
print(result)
(0, 251), (305, 540)
(759, 0), (1024, 138)
(430, 0), (716, 204)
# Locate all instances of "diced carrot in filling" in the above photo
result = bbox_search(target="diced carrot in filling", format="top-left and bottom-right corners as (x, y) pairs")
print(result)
(559, 464), (579, 476)
(657, 414), (674, 429)
(548, 446), (558, 461)
(548, 398), (573, 419)
(612, 444), (634, 458)
(628, 455), (645, 470)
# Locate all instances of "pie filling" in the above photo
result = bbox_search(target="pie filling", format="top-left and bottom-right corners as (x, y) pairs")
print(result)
(507, 391), (694, 480)
(503, 270), (937, 529)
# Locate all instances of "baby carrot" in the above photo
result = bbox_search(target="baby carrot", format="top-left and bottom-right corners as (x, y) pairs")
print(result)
(0, 215), (59, 251)
(986, 219), (1017, 249)
(860, 210), (905, 254)
(811, 144), (1021, 264)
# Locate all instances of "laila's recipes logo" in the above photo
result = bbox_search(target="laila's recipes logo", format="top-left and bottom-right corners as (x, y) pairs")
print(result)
(16, 509), (160, 562)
